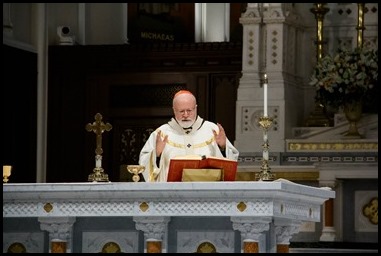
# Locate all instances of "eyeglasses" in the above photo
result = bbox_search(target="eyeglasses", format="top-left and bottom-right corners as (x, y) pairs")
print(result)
(174, 106), (196, 115)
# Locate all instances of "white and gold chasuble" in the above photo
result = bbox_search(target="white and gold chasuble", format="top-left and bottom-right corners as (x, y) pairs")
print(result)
(139, 116), (239, 182)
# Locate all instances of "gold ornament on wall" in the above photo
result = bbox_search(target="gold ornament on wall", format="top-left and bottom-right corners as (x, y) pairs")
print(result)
(362, 197), (378, 225)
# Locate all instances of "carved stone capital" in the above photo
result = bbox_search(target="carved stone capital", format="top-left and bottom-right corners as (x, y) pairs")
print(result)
(133, 216), (170, 240)
(274, 220), (302, 244)
(231, 217), (271, 240)
(38, 217), (76, 241)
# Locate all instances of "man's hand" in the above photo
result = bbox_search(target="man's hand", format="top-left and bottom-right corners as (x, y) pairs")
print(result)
(213, 123), (226, 150)
(156, 130), (168, 157)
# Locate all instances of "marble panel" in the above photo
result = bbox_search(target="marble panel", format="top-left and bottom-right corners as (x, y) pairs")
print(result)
(82, 231), (139, 253)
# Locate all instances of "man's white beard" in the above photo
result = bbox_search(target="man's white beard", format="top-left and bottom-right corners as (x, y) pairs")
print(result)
(178, 119), (194, 129)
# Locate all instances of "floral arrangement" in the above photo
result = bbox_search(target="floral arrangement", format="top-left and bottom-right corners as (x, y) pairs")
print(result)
(309, 47), (378, 109)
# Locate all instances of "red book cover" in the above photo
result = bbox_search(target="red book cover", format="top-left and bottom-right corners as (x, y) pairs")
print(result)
(167, 155), (238, 182)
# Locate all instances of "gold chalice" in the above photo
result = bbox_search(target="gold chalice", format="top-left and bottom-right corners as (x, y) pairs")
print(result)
(3, 165), (12, 183)
(127, 165), (145, 182)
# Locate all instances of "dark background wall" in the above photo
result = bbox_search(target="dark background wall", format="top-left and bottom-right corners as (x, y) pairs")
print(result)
(3, 44), (37, 183)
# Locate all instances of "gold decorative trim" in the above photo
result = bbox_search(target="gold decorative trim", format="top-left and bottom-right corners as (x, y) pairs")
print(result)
(7, 242), (27, 253)
(362, 197), (378, 225)
(139, 202), (149, 212)
(44, 202), (53, 213)
(288, 142), (378, 151)
(167, 137), (215, 149)
(237, 201), (247, 212)
(196, 241), (217, 253)
(236, 172), (319, 181)
(101, 242), (121, 253)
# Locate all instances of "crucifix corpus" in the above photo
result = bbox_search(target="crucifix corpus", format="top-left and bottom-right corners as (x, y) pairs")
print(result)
(85, 113), (112, 182)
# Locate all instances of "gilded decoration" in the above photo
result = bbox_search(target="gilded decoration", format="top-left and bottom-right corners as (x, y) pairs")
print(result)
(288, 142), (378, 151)
(139, 202), (149, 212)
(196, 241), (217, 253)
(236, 171), (318, 182)
(237, 201), (247, 212)
(101, 242), (122, 253)
(7, 242), (27, 253)
(362, 197), (378, 225)
(44, 202), (53, 213)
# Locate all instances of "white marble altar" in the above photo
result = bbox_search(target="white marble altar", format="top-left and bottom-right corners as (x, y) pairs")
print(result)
(3, 180), (334, 253)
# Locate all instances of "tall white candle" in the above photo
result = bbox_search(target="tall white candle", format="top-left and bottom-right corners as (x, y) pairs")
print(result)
(263, 74), (268, 117)
(95, 155), (102, 168)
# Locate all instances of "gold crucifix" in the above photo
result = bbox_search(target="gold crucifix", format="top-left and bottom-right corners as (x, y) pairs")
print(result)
(86, 113), (112, 182)
(86, 113), (112, 155)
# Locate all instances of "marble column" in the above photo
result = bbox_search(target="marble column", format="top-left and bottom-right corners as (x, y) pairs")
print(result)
(231, 216), (272, 253)
(274, 219), (302, 253)
(235, 3), (266, 154)
(319, 181), (337, 241)
(133, 216), (170, 253)
(235, 3), (302, 154)
(38, 217), (76, 253)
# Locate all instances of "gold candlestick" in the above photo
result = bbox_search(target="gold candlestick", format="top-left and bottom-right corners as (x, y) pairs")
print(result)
(255, 117), (275, 182)
(356, 3), (365, 48)
(305, 3), (331, 127)
(310, 3), (330, 61)
(3, 165), (12, 183)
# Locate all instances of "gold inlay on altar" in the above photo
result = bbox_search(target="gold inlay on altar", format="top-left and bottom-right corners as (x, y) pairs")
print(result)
(139, 202), (149, 212)
(44, 203), (53, 213)
(237, 201), (247, 212)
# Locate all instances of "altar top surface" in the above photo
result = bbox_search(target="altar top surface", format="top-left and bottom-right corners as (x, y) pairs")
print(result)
(3, 180), (334, 200)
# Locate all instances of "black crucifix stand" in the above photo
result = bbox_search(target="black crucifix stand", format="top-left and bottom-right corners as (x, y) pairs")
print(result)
(85, 113), (112, 182)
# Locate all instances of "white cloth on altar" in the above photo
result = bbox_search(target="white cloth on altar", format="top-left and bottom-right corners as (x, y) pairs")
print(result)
(139, 116), (239, 182)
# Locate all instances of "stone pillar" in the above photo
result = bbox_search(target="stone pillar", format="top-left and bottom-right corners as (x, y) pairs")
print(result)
(320, 198), (336, 241)
(235, 3), (267, 154)
(319, 181), (337, 241)
(133, 216), (170, 253)
(235, 3), (303, 155)
(38, 217), (76, 253)
(274, 219), (302, 253)
(231, 216), (272, 253)
(261, 3), (302, 153)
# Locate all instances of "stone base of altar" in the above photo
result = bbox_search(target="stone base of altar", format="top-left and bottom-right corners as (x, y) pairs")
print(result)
(3, 181), (334, 253)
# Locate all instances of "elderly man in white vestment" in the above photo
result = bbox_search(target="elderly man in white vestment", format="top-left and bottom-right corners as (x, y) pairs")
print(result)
(139, 90), (239, 182)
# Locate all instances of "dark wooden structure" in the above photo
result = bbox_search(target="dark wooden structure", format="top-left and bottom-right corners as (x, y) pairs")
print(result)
(47, 42), (243, 182)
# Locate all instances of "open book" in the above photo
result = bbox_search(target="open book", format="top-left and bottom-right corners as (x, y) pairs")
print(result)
(167, 155), (238, 182)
